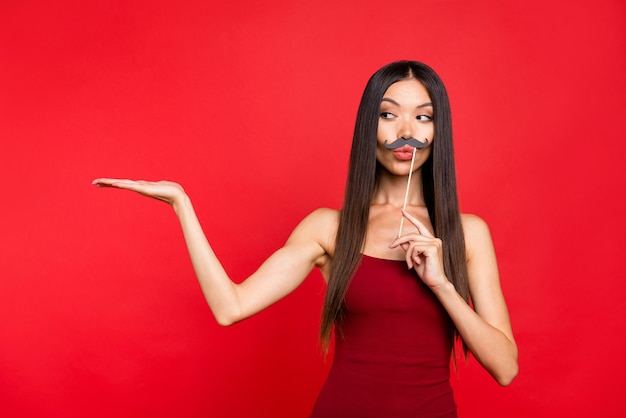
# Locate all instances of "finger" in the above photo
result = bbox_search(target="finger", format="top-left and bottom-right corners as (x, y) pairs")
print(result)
(116, 181), (164, 196)
(401, 209), (434, 238)
(411, 247), (421, 267)
(404, 241), (439, 266)
(93, 181), (115, 188)
(93, 178), (146, 193)
(414, 246), (426, 264)
(92, 178), (132, 187)
(405, 246), (414, 269)
(407, 242), (427, 267)
(92, 178), (116, 186)
(389, 233), (431, 249)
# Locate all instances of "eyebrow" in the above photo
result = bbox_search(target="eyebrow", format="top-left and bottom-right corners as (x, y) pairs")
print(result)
(381, 98), (433, 108)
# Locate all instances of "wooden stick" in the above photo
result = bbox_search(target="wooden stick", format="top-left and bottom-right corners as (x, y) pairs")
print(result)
(398, 147), (417, 237)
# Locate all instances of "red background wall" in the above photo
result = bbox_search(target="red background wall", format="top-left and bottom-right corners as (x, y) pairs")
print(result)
(1, 0), (624, 417)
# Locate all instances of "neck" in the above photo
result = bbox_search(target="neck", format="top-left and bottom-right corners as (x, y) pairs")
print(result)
(373, 169), (425, 208)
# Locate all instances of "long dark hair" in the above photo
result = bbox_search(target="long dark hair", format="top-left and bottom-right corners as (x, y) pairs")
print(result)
(320, 61), (470, 354)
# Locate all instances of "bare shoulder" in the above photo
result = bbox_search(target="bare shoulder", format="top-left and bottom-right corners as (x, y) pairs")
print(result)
(460, 213), (495, 262)
(287, 208), (340, 256)
(460, 213), (491, 236)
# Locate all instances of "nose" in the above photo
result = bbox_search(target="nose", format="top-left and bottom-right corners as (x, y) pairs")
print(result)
(398, 117), (415, 140)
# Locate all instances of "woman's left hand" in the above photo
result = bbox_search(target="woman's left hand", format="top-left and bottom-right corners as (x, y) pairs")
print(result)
(388, 209), (449, 290)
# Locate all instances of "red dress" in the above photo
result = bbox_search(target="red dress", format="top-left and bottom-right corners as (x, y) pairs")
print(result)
(310, 255), (457, 418)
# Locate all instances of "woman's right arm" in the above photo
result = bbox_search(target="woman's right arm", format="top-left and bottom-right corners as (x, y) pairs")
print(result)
(93, 178), (335, 326)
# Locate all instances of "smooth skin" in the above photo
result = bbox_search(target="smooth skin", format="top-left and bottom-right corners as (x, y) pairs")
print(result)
(93, 79), (518, 386)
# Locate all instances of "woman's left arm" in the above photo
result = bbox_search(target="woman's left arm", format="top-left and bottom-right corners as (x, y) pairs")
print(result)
(449, 214), (518, 385)
(390, 211), (518, 386)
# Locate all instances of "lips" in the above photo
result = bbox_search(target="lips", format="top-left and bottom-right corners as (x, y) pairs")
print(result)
(392, 146), (415, 161)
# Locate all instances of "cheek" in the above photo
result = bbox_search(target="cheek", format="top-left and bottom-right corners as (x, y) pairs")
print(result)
(427, 125), (435, 139)
(419, 146), (433, 164)
(375, 141), (388, 163)
(376, 124), (385, 141)
(376, 127), (389, 148)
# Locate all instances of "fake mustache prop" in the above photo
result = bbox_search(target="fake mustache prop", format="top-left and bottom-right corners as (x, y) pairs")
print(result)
(383, 137), (429, 237)
(384, 137), (429, 149)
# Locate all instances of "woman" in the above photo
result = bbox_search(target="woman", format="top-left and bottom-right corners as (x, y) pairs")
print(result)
(93, 61), (518, 417)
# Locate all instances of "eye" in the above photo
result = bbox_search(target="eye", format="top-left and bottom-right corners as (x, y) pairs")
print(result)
(417, 115), (433, 122)
(380, 111), (395, 119)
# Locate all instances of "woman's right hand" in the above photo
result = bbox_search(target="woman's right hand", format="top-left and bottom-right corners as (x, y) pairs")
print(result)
(92, 178), (186, 206)
(92, 177), (334, 326)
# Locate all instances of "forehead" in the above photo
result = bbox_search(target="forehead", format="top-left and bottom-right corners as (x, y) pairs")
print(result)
(382, 79), (431, 104)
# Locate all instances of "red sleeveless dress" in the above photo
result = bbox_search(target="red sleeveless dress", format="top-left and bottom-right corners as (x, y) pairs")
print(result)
(310, 255), (457, 418)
